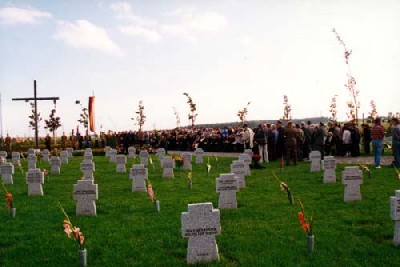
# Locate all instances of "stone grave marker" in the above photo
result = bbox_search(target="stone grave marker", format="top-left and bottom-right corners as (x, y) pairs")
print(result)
(41, 149), (50, 162)
(66, 147), (74, 158)
(116, 155), (127, 172)
(27, 154), (37, 169)
(0, 156), (5, 164)
(128, 146), (136, 159)
(390, 190), (400, 246)
(108, 149), (117, 163)
(156, 148), (166, 162)
(50, 156), (61, 175)
(60, 151), (69, 164)
(83, 152), (93, 162)
(238, 154), (251, 176)
(162, 156), (174, 179)
(104, 146), (111, 157)
(27, 148), (35, 155)
(12, 152), (20, 165)
(139, 150), (149, 166)
(73, 179), (98, 216)
(244, 149), (253, 157)
(181, 202), (221, 264)
(194, 148), (204, 164)
(182, 152), (192, 171)
(85, 148), (92, 153)
(230, 160), (246, 188)
(129, 164), (148, 192)
(0, 151), (7, 160)
(81, 161), (95, 180)
(342, 166), (363, 202)
(323, 156), (336, 183)
(216, 173), (239, 209)
(310, 151), (322, 172)
(26, 168), (44, 196)
(0, 162), (14, 184)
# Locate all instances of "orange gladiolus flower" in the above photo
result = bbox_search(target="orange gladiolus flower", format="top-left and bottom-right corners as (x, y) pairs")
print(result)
(5, 192), (13, 210)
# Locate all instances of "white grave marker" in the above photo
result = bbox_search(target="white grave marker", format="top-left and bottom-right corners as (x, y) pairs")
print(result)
(50, 156), (61, 175)
(244, 149), (253, 157)
(182, 152), (192, 171)
(66, 147), (74, 158)
(0, 163), (14, 184)
(60, 151), (69, 164)
(156, 148), (165, 162)
(216, 173), (239, 209)
(323, 156), (336, 183)
(230, 160), (246, 188)
(0, 151), (7, 160)
(238, 154), (251, 176)
(129, 164), (148, 192)
(139, 150), (149, 166)
(181, 203), (221, 264)
(162, 156), (174, 179)
(128, 146), (136, 159)
(81, 161), (95, 180)
(73, 179), (98, 216)
(83, 152), (93, 162)
(108, 149), (117, 163)
(116, 155), (127, 172)
(390, 190), (400, 246)
(12, 152), (20, 165)
(41, 149), (50, 162)
(27, 154), (37, 170)
(26, 168), (44, 196)
(310, 151), (322, 172)
(342, 166), (363, 202)
(194, 148), (204, 164)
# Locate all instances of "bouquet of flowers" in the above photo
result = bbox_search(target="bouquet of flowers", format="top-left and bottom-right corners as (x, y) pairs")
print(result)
(60, 203), (85, 250)
(173, 155), (183, 170)
(359, 164), (371, 179)
(2, 183), (13, 214)
(395, 167), (400, 180)
(214, 154), (219, 168)
(273, 171), (293, 204)
(206, 157), (211, 175)
(147, 181), (155, 203)
(297, 200), (313, 236)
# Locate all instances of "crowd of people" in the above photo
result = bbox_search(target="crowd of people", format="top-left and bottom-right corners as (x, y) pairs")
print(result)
(2, 117), (400, 168)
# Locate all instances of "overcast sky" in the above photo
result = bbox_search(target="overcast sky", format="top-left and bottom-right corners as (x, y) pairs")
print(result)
(1, 0), (399, 137)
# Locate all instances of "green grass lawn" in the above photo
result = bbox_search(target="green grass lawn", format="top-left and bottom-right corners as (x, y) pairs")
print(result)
(1, 154), (400, 266)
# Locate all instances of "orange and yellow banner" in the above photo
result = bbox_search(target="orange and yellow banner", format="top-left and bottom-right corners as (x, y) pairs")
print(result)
(88, 96), (95, 132)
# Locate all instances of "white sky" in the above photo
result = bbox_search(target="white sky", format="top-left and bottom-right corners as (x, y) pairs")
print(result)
(1, 0), (399, 137)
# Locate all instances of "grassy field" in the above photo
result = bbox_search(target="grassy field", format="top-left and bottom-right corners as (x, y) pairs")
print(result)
(0, 153), (400, 266)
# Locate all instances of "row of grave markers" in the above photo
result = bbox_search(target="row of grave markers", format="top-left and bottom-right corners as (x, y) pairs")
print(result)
(2, 147), (400, 264)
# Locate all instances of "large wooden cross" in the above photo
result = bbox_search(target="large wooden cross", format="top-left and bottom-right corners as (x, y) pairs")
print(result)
(12, 80), (60, 148)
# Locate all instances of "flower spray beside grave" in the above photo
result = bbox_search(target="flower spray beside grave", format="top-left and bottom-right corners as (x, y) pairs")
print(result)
(2, 183), (15, 218)
(297, 199), (314, 252)
(188, 172), (192, 190)
(147, 180), (160, 212)
(272, 171), (293, 204)
(149, 156), (155, 172)
(59, 203), (86, 266)
(206, 157), (211, 176)
(359, 164), (371, 179)
(394, 167), (400, 180)
(214, 154), (219, 168)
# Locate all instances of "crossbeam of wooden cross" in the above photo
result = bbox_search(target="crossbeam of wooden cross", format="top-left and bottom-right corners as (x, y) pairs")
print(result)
(12, 80), (60, 148)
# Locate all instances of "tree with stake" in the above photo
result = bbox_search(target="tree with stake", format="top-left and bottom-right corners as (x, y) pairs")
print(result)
(44, 109), (61, 145)
(183, 93), (197, 129)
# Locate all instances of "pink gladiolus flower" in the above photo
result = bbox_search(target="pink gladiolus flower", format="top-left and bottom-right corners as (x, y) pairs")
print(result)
(147, 184), (155, 203)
